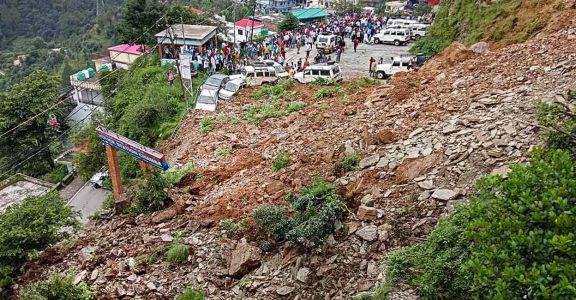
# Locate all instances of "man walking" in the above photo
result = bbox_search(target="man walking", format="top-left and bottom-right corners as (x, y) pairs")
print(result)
(353, 38), (359, 53)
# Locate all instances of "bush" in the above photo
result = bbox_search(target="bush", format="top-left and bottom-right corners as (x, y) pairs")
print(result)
(175, 287), (205, 300)
(214, 147), (233, 157)
(40, 164), (69, 184)
(199, 117), (214, 135)
(313, 77), (338, 86)
(253, 79), (294, 100)
(126, 172), (169, 214)
(0, 192), (78, 291)
(287, 101), (307, 113)
(164, 163), (195, 187)
(19, 274), (91, 298)
(272, 150), (290, 171)
(19, 274), (95, 300)
(333, 152), (360, 176)
(536, 97), (576, 154)
(376, 149), (576, 299)
(352, 77), (376, 89)
(220, 218), (247, 237)
(314, 87), (338, 99)
(253, 177), (347, 249)
(165, 243), (190, 264)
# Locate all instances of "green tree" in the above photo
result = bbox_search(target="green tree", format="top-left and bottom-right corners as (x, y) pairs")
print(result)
(0, 70), (64, 177)
(0, 191), (79, 292)
(278, 13), (299, 32)
(118, 0), (165, 45)
(335, 0), (365, 16)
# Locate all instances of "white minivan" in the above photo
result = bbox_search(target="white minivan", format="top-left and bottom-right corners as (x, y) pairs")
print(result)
(371, 28), (411, 46)
(386, 18), (419, 28)
(293, 63), (342, 84)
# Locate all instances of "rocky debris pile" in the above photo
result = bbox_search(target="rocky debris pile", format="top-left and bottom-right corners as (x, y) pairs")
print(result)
(15, 23), (576, 300)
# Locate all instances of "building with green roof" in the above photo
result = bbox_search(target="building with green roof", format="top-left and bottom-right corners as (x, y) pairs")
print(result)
(289, 8), (330, 22)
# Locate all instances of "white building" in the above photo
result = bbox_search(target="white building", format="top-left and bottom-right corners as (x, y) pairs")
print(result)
(229, 19), (265, 43)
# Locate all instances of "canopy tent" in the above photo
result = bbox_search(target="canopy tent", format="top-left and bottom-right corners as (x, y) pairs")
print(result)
(289, 8), (329, 22)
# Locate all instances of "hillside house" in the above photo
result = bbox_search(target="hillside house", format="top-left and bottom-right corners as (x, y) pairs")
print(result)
(70, 67), (104, 106)
(108, 44), (146, 69)
(230, 18), (265, 43)
(155, 24), (218, 65)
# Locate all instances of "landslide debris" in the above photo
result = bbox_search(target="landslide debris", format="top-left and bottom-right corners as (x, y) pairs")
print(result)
(14, 23), (576, 300)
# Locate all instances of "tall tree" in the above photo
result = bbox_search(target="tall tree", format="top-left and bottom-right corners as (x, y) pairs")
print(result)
(118, 0), (165, 45)
(278, 13), (300, 32)
(0, 70), (63, 177)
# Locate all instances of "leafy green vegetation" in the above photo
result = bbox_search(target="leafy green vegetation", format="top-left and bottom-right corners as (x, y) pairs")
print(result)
(124, 172), (169, 215)
(199, 117), (214, 135)
(287, 101), (307, 113)
(0, 192), (79, 293)
(214, 147), (233, 157)
(333, 152), (361, 176)
(19, 274), (95, 300)
(220, 218), (247, 237)
(164, 163), (195, 188)
(253, 177), (347, 249)
(412, 0), (554, 57)
(314, 87), (345, 99)
(253, 79), (294, 100)
(40, 164), (69, 184)
(278, 13), (299, 31)
(175, 287), (206, 300)
(313, 77), (339, 86)
(272, 151), (290, 171)
(165, 243), (190, 264)
(0, 70), (66, 178)
(352, 77), (376, 89)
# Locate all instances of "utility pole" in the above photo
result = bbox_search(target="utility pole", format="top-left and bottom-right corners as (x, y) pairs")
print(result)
(167, 24), (189, 107)
(250, 0), (257, 43)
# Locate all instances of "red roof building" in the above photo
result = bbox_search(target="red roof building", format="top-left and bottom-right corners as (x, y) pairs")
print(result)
(234, 18), (264, 28)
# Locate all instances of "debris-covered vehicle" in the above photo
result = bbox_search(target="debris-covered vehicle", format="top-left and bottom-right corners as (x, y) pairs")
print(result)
(218, 78), (245, 100)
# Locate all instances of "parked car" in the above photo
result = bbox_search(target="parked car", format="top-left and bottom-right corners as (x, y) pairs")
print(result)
(201, 74), (229, 91)
(386, 18), (419, 28)
(315, 33), (343, 53)
(90, 170), (109, 189)
(409, 24), (430, 40)
(293, 62), (342, 84)
(218, 78), (245, 100)
(371, 28), (411, 46)
(374, 56), (412, 79)
(195, 88), (219, 111)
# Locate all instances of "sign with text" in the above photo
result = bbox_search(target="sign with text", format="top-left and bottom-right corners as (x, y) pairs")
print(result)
(96, 126), (169, 170)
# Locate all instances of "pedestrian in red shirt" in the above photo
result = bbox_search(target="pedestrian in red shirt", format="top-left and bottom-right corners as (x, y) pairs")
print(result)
(353, 39), (359, 53)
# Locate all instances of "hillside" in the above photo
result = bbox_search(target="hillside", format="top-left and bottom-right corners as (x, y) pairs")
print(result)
(413, 0), (576, 56)
(12, 16), (576, 299)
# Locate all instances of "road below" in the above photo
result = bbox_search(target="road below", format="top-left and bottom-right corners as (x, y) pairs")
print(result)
(67, 181), (109, 223)
(285, 37), (412, 80)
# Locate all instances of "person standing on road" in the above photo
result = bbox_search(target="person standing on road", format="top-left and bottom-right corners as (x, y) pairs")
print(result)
(296, 39), (302, 54)
(336, 47), (342, 63)
(305, 43), (312, 59)
(369, 56), (376, 77)
(353, 38), (359, 53)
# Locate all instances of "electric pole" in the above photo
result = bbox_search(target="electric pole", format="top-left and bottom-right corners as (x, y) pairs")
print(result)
(167, 24), (189, 108)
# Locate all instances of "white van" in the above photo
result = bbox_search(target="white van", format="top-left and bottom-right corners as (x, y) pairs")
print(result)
(232, 65), (279, 87)
(315, 33), (343, 53)
(371, 28), (411, 46)
(293, 63), (342, 84)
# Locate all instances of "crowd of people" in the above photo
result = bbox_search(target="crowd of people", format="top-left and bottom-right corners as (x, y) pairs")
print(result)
(163, 13), (428, 78)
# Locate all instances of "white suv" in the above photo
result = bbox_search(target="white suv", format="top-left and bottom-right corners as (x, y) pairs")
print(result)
(371, 28), (411, 46)
(293, 63), (342, 84)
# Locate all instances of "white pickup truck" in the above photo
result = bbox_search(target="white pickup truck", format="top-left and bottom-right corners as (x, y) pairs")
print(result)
(374, 56), (412, 79)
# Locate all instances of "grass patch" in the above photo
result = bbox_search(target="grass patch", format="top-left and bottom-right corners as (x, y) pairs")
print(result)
(220, 218), (247, 237)
(214, 146), (233, 157)
(313, 77), (339, 86)
(272, 150), (290, 171)
(165, 243), (190, 264)
(351, 77), (376, 89)
(333, 152), (361, 176)
(164, 163), (195, 187)
(287, 101), (307, 113)
(175, 287), (205, 300)
(199, 117), (214, 135)
(339, 96), (352, 104)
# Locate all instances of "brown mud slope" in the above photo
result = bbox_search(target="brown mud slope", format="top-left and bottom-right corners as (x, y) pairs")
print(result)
(14, 21), (576, 300)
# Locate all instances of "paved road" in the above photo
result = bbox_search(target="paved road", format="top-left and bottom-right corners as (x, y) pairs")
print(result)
(285, 37), (412, 79)
(67, 181), (109, 223)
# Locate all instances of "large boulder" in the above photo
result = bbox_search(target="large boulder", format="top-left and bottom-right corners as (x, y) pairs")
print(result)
(228, 239), (261, 278)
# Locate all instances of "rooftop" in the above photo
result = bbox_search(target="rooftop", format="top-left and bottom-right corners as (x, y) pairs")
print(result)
(108, 44), (145, 55)
(290, 8), (329, 20)
(234, 18), (263, 28)
(155, 24), (218, 40)
(0, 176), (53, 212)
